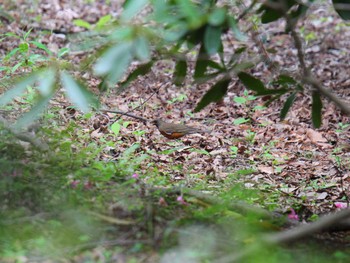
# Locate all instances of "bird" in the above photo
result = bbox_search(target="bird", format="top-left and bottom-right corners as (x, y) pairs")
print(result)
(151, 119), (210, 139)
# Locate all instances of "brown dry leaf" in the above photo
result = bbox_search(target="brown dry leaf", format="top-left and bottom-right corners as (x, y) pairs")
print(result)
(91, 128), (104, 139)
(306, 129), (327, 144)
(258, 165), (274, 174)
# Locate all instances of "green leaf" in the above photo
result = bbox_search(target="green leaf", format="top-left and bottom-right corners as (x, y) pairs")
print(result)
(94, 42), (133, 82)
(238, 72), (266, 94)
(260, 7), (283, 24)
(275, 74), (297, 85)
(11, 61), (24, 73)
(259, 0), (298, 23)
(234, 97), (247, 105)
(14, 93), (54, 129)
(30, 41), (52, 55)
(332, 0), (350, 20)
(60, 71), (96, 113)
(176, 0), (202, 28)
(133, 37), (150, 61)
(163, 22), (188, 42)
(204, 25), (222, 55)
(208, 8), (226, 26)
(58, 47), (70, 58)
(311, 91), (322, 128)
(280, 92), (296, 120)
(37, 68), (56, 96)
(96, 14), (112, 28)
(111, 122), (121, 136)
(19, 42), (29, 53)
(110, 27), (134, 41)
(194, 46), (209, 81)
(194, 78), (230, 112)
(233, 117), (249, 125)
(228, 16), (247, 41)
(0, 71), (40, 106)
(119, 61), (153, 90)
(73, 19), (92, 29)
(173, 60), (187, 86)
(23, 28), (32, 40)
(121, 0), (148, 22)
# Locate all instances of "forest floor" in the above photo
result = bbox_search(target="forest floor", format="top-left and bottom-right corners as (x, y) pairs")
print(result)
(1, 0), (350, 262)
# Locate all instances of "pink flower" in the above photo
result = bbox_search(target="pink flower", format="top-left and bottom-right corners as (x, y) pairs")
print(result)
(71, 180), (80, 188)
(288, 208), (299, 221)
(177, 195), (188, 205)
(132, 173), (139, 179)
(335, 202), (348, 209)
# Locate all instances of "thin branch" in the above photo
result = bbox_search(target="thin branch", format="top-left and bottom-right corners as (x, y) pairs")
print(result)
(99, 109), (149, 123)
(264, 208), (350, 244)
(113, 85), (160, 122)
(303, 76), (350, 115)
(284, 10), (350, 115)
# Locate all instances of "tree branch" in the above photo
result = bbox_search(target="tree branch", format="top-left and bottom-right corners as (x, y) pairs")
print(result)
(99, 109), (149, 123)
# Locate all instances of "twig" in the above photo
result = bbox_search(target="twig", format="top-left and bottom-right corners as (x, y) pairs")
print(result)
(99, 109), (149, 123)
(114, 86), (159, 122)
(264, 208), (350, 244)
(303, 76), (350, 115)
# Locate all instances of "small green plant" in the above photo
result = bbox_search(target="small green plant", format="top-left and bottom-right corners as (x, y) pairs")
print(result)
(336, 122), (349, 133)
(1, 29), (52, 74)
(245, 130), (256, 144)
(230, 146), (238, 158)
(167, 93), (188, 104)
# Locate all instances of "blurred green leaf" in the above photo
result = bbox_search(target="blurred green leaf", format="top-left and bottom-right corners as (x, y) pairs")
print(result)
(194, 46), (209, 81)
(119, 61), (153, 90)
(194, 78), (230, 112)
(208, 8), (226, 26)
(228, 16), (247, 42)
(280, 92), (296, 120)
(238, 72), (266, 94)
(173, 59), (187, 86)
(94, 42), (133, 82)
(37, 68), (56, 96)
(134, 37), (150, 61)
(332, 0), (350, 20)
(0, 71), (40, 106)
(73, 19), (92, 29)
(122, 0), (148, 22)
(312, 91), (322, 128)
(58, 48), (70, 58)
(23, 28), (32, 40)
(259, 0), (298, 23)
(176, 0), (202, 28)
(5, 47), (20, 60)
(60, 71), (96, 113)
(19, 42), (29, 53)
(204, 25), (222, 55)
(260, 7), (283, 24)
(163, 22), (189, 42)
(110, 27), (135, 41)
(14, 93), (54, 129)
